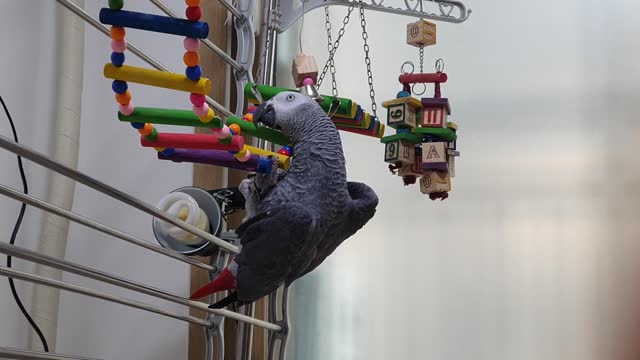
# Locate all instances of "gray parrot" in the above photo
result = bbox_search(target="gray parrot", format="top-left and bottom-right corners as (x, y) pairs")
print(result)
(190, 91), (378, 307)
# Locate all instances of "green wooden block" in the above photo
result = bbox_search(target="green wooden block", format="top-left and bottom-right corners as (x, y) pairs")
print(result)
(380, 132), (420, 144)
(225, 116), (290, 146)
(244, 83), (355, 118)
(119, 107), (223, 129)
(412, 127), (457, 142)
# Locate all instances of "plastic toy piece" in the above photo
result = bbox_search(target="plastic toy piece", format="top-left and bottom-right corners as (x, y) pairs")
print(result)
(157, 149), (273, 174)
(243, 145), (291, 170)
(382, 97), (422, 129)
(384, 139), (414, 165)
(398, 72), (447, 85)
(225, 116), (290, 146)
(140, 133), (244, 151)
(291, 54), (319, 87)
(380, 132), (420, 144)
(99, 8), (209, 39)
(421, 98), (451, 128)
(412, 127), (457, 142)
(104, 64), (211, 95)
(118, 107), (222, 128)
(419, 170), (451, 194)
(421, 142), (448, 171)
(407, 19), (436, 48)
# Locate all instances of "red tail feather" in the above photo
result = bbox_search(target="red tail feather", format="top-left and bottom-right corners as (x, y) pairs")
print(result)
(190, 268), (236, 299)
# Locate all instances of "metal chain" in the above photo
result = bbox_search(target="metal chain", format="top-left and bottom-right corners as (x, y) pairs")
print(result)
(324, 6), (338, 96)
(418, 0), (424, 73)
(317, 3), (355, 87)
(358, 1), (377, 117)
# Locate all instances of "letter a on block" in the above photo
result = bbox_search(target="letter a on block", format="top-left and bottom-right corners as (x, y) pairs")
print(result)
(426, 145), (441, 159)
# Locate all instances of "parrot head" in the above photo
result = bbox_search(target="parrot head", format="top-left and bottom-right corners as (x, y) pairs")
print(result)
(254, 91), (328, 141)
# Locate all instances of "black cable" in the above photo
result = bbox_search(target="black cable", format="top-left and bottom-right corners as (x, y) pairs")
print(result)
(1, 96), (50, 352)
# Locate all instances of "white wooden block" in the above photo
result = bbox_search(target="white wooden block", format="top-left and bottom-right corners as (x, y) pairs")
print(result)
(421, 142), (448, 171)
(384, 140), (415, 164)
(420, 170), (451, 194)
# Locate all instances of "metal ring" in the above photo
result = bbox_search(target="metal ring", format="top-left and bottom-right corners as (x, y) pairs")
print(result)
(435, 58), (445, 72)
(412, 82), (427, 96)
(400, 61), (415, 75)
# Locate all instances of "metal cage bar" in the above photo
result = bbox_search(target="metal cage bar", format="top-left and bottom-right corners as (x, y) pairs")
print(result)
(0, 134), (240, 255)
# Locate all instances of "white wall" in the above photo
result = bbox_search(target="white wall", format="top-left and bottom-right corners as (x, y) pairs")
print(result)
(277, 0), (640, 359)
(1, 1), (198, 359)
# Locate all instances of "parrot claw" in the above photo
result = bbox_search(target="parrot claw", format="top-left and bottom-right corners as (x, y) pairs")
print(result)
(255, 156), (280, 190)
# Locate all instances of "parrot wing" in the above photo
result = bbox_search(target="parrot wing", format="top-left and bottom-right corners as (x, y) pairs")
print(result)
(293, 182), (378, 281)
(234, 204), (319, 302)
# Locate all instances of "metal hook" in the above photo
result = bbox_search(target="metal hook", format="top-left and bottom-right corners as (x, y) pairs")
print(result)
(251, 83), (264, 104)
(411, 82), (427, 96)
(401, 61), (415, 75)
(327, 97), (341, 117)
(435, 58), (445, 72)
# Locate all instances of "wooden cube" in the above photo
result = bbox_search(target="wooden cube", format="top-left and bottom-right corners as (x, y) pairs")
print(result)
(421, 98), (450, 128)
(384, 139), (414, 165)
(382, 97), (422, 129)
(407, 19), (436, 48)
(421, 142), (448, 171)
(420, 170), (451, 194)
(398, 155), (423, 177)
(291, 54), (318, 87)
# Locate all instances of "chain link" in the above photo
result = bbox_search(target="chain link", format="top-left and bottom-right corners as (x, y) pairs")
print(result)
(324, 6), (338, 96)
(317, 3), (355, 87)
(358, 1), (377, 117)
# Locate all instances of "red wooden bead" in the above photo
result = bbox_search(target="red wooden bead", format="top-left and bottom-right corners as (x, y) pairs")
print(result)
(185, 6), (202, 21)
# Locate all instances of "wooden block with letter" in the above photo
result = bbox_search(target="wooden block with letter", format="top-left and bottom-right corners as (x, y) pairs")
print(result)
(407, 19), (436, 47)
(421, 142), (447, 171)
(421, 98), (451, 128)
(384, 139), (415, 165)
(291, 53), (318, 87)
(382, 97), (422, 129)
(420, 170), (451, 194)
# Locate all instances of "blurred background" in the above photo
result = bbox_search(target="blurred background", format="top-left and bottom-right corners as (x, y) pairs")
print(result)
(1, 0), (639, 359)
(277, 0), (640, 359)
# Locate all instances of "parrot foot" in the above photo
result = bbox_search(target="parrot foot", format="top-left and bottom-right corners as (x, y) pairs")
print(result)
(208, 291), (249, 310)
(255, 156), (280, 190)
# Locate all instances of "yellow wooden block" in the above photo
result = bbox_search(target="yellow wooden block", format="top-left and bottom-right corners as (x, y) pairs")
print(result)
(407, 19), (436, 48)
(446, 121), (459, 131)
(104, 64), (211, 95)
(291, 54), (318, 87)
(244, 145), (291, 170)
(382, 97), (422, 109)
(420, 170), (451, 194)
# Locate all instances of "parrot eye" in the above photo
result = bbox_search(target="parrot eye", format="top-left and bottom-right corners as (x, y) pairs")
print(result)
(286, 94), (295, 102)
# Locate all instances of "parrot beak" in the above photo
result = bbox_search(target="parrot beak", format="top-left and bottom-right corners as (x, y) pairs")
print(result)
(254, 103), (277, 129)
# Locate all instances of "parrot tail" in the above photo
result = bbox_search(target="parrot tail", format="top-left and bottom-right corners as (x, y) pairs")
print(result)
(190, 268), (236, 299)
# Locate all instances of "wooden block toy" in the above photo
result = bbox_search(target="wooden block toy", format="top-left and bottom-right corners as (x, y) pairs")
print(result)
(407, 19), (436, 48)
(420, 170), (451, 194)
(421, 98), (451, 127)
(292, 54), (318, 87)
(382, 97), (422, 129)
(398, 154), (423, 177)
(384, 139), (415, 165)
(413, 127), (457, 142)
(421, 142), (448, 171)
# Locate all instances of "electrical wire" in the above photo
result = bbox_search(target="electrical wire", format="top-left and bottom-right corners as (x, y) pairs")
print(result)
(1, 96), (49, 352)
